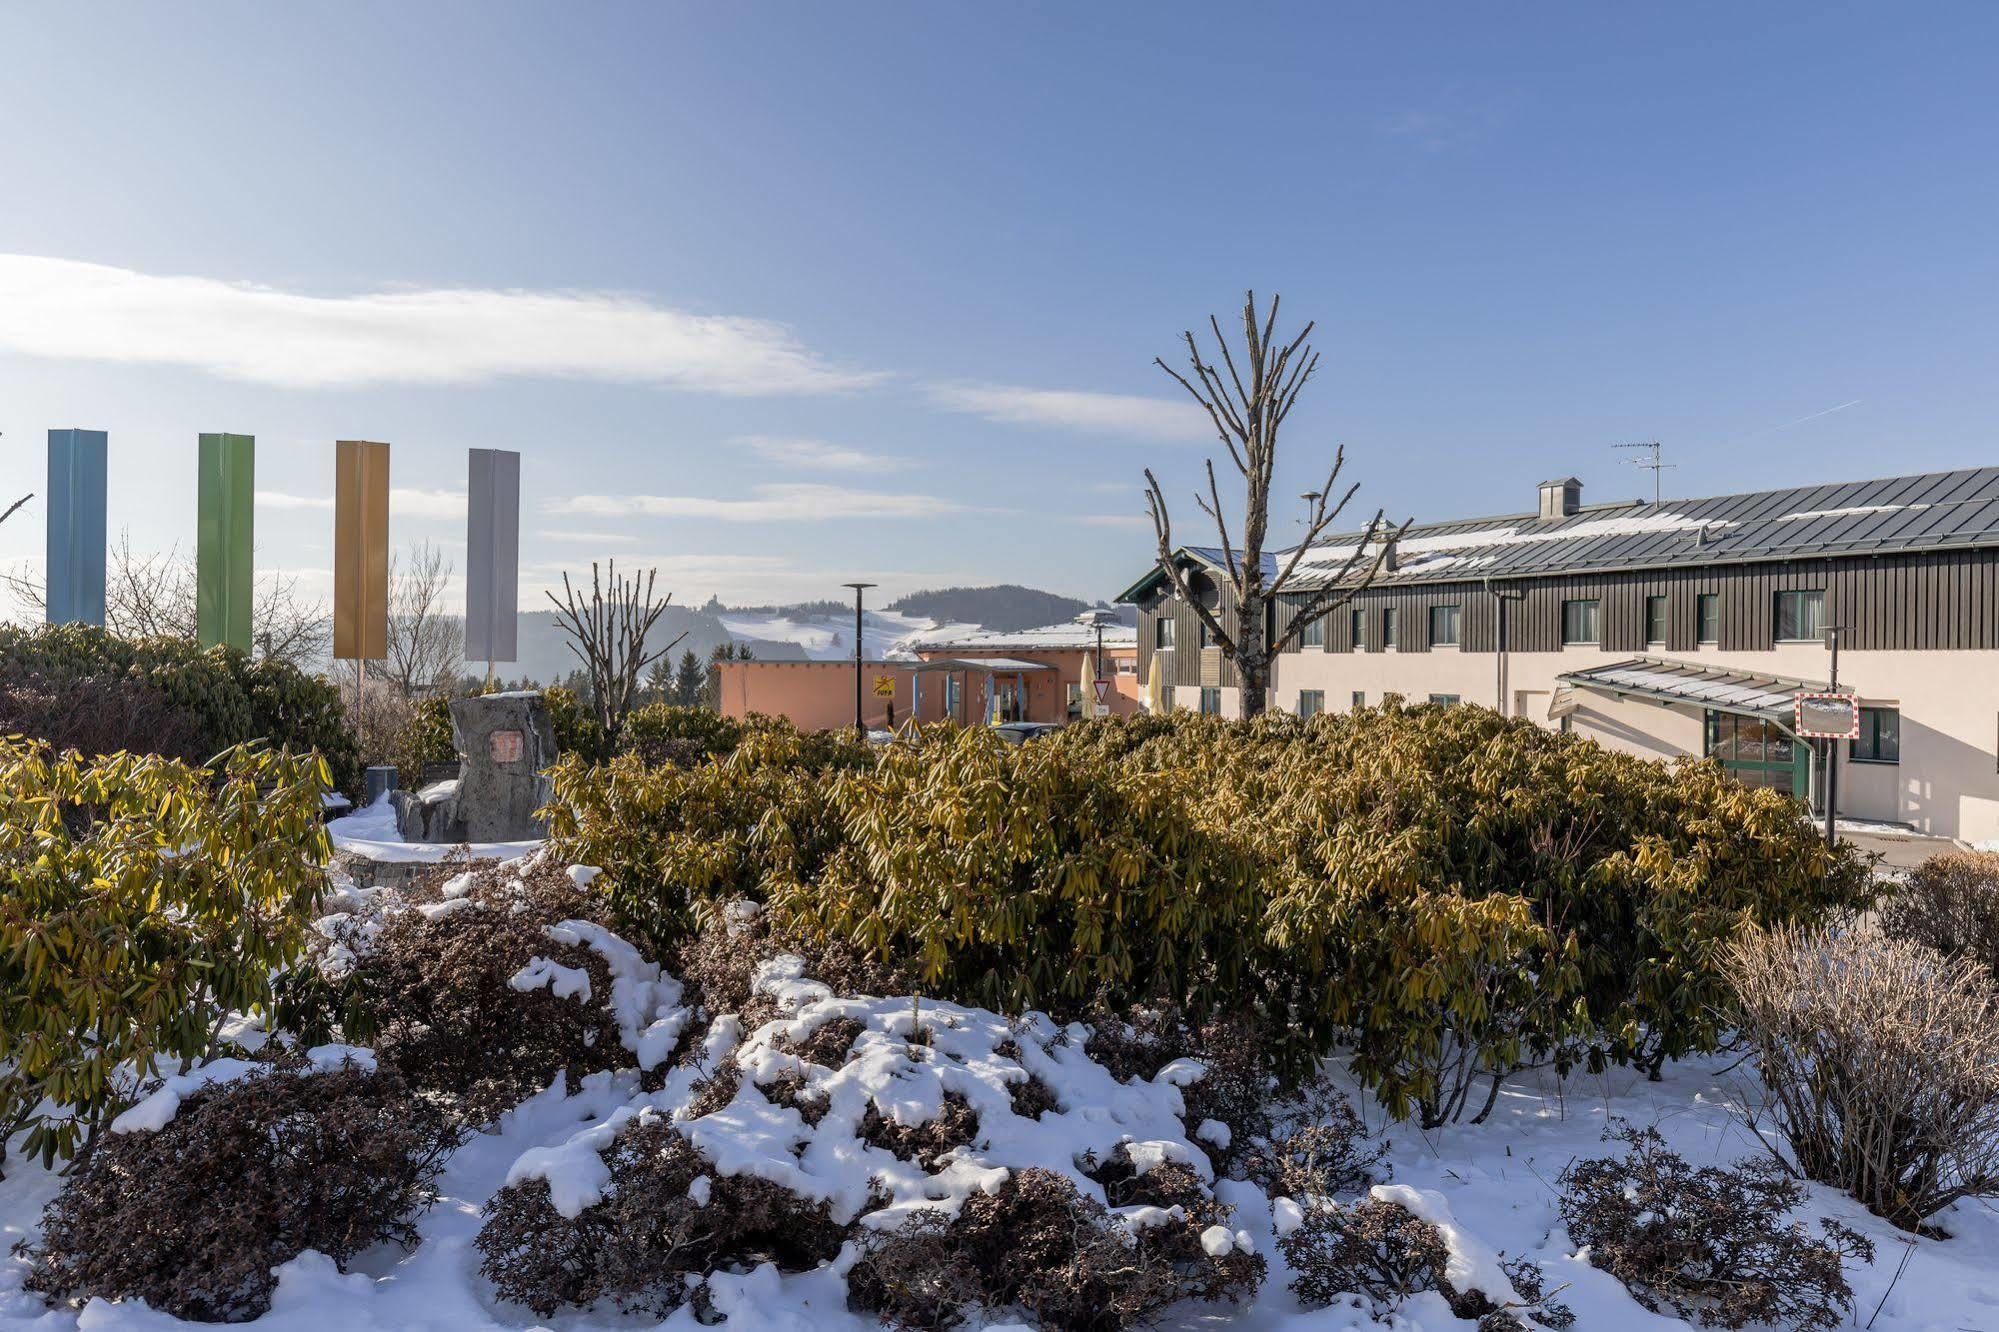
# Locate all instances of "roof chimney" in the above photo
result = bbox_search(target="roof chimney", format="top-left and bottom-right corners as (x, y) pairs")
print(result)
(1537, 476), (1582, 521)
(1381, 533), (1399, 573)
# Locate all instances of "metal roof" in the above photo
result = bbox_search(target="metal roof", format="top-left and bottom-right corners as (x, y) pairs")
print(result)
(1120, 466), (1999, 600)
(916, 621), (1138, 653)
(1555, 655), (1848, 723)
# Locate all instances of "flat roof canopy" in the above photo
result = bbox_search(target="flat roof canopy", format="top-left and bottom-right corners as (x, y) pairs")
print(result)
(1553, 654), (1847, 724)
(904, 657), (1056, 674)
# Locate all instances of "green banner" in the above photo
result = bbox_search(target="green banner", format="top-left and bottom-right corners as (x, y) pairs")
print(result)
(197, 433), (255, 652)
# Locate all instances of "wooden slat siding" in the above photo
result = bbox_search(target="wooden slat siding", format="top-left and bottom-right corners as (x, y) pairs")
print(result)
(1261, 548), (1999, 656)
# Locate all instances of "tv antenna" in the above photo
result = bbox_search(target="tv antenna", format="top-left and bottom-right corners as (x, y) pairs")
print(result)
(1615, 440), (1675, 504)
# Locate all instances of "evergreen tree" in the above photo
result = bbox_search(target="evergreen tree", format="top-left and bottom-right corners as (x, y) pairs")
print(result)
(645, 655), (673, 703)
(671, 648), (706, 707)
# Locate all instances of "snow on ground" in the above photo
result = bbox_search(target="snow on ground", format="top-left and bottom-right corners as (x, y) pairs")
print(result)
(718, 609), (974, 662)
(326, 793), (541, 864)
(7, 874), (1999, 1331)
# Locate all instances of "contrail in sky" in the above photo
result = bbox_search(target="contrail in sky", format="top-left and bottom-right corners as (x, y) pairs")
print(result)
(1767, 400), (1862, 433)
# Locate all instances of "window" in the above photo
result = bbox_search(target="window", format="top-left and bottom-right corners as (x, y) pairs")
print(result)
(1198, 687), (1221, 716)
(1115, 657), (1136, 675)
(1298, 615), (1325, 648)
(1561, 599), (1601, 645)
(1774, 589), (1826, 642)
(1430, 604), (1461, 647)
(1429, 693), (1461, 706)
(1351, 690), (1366, 710)
(1696, 593), (1720, 644)
(1382, 608), (1400, 650)
(1198, 620), (1216, 648)
(1852, 707), (1900, 764)
(1350, 609), (1366, 650)
(1705, 710), (1805, 797)
(1644, 595), (1667, 645)
(1154, 617), (1174, 650)
(1298, 689), (1325, 718)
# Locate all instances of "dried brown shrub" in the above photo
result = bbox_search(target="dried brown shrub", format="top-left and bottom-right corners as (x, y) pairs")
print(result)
(1083, 1004), (1275, 1168)
(1009, 1071), (1060, 1120)
(672, 902), (912, 1027)
(861, 1091), (982, 1171)
(1726, 923), (1999, 1231)
(1881, 848), (1999, 979)
(475, 1115), (843, 1318)
(19, 1059), (457, 1323)
(849, 1166), (1262, 1332)
(337, 862), (628, 1120)
(1558, 1121), (1871, 1330)
(1280, 1195), (1569, 1328)
(1241, 1088), (1388, 1201)
(0, 668), (207, 764)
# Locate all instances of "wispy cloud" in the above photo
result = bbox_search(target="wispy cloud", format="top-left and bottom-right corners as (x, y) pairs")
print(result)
(0, 254), (883, 393)
(535, 529), (640, 545)
(1077, 513), (1149, 529)
(735, 434), (893, 470)
(256, 487), (465, 519)
(549, 483), (967, 523)
(928, 382), (1210, 442)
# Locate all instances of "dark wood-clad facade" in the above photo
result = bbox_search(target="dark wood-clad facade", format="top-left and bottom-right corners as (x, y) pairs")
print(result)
(1136, 546), (1999, 687)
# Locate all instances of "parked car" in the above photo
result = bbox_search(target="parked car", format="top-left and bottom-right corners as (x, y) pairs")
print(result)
(993, 722), (1063, 746)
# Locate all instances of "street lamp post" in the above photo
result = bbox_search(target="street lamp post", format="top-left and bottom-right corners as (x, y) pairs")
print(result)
(843, 582), (876, 738)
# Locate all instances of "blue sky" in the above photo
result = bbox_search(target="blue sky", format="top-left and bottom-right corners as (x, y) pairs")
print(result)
(3, 2), (1996, 609)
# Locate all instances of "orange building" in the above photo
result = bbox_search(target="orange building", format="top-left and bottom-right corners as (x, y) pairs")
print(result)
(714, 620), (1140, 731)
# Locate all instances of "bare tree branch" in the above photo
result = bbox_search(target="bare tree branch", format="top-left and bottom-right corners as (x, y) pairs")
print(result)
(1144, 291), (1395, 716)
(375, 541), (463, 699)
(545, 560), (684, 755)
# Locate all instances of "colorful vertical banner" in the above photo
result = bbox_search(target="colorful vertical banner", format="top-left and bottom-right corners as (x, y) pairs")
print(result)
(465, 447), (520, 664)
(45, 428), (107, 627)
(333, 439), (391, 661)
(196, 433), (255, 652)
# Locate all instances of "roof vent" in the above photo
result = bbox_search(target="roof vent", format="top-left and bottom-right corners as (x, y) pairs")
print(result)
(1381, 534), (1399, 573)
(1537, 476), (1582, 521)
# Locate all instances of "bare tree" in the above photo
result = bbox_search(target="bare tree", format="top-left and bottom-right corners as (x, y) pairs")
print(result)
(0, 495), (28, 528)
(3, 532), (330, 668)
(1145, 291), (1406, 717)
(546, 561), (683, 755)
(376, 541), (463, 699)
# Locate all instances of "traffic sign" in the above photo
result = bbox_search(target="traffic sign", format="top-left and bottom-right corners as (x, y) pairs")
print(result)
(1795, 692), (1860, 739)
(872, 674), (897, 699)
(1093, 680), (1111, 703)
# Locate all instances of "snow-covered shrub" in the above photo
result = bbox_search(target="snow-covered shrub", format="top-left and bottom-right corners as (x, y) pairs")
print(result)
(0, 739), (331, 1170)
(20, 1055), (456, 1323)
(1881, 848), (1999, 980)
(1241, 1086), (1388, 1200)
(1558, 1121), (1872, 1329)
(1726, 923), (1999, 1232)
(1280, 1188), (1570, 1329)
(475, 1113), (845, 1319)
(671, 895), (911, 1030)
(847, 1165), (1262, 1332)
(1083, 1004), (1276, 1167)
(304, 857), (686, 1121)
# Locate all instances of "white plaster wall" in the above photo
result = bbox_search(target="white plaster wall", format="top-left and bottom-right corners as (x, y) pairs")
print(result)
(1271, 643), (1999, 842)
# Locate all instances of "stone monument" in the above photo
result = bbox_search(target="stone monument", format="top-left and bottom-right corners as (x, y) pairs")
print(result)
(392, 690), (559, 843)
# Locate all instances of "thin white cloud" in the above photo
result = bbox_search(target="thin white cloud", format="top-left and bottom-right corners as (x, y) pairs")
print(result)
(1078, 513), (1149, 529)
(535, 529), (640, 545)
(735, 434), (892, 471)
(0, 254), (883, 394)
(928, 382), (1210, 442)
(256, 490), (333, 511)
(254, 487), (465, 519)
(549, 483), (966, 523)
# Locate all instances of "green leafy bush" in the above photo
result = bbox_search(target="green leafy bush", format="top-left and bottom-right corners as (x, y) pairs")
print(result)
(547, 706), (1871, 1121)
(0, 623), (359, 791)
(618, 702), (744, 765)
(0, 738), (332, 1169)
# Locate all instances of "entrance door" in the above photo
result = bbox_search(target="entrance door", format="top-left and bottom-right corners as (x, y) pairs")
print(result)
(1704, 711), (1810, 799)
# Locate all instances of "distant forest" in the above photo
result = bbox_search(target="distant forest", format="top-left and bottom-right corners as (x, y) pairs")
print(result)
(888, 584), (1094, 633)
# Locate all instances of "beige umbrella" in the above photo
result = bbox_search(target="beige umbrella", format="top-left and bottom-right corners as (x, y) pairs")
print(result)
(1078, 650), (1097, 722)
(1145, 653), (1167, 714)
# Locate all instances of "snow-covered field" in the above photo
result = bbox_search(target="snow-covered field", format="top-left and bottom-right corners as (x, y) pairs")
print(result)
(718, 609), (978, 662)
(5, 846), (1997, 1332)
